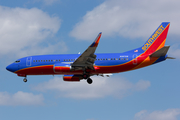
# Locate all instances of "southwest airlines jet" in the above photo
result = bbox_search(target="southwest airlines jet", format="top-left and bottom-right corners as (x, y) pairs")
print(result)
(6, 22), (173, 84)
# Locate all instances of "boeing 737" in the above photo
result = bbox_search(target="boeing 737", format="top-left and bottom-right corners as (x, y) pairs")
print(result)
(6, 22), (173, 84)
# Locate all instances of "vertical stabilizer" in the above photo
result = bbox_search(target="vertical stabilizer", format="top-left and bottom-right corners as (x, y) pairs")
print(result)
(141, 22), (170, 54)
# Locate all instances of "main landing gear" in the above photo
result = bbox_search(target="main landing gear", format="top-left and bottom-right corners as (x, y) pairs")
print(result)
(87, 78), (93, 84)
(23, 77), (27, 82)
(83, 72), (93, 84)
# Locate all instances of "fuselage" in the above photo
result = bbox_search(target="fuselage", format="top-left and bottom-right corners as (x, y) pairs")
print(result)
(6, 49), (167, 77)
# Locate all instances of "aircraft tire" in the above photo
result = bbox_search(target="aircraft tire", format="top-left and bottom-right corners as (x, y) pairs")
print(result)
(23, 78), (27, 82)
(87, 78), (93, 84)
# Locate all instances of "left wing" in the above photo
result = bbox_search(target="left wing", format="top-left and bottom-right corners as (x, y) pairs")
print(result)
(71, 32), (102, 71)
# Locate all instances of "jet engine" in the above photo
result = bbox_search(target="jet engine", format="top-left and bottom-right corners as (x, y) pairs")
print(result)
(53, 63), (71, 73)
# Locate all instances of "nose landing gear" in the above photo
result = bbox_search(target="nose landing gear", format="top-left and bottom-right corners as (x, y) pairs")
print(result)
(23, 77), (27, 82)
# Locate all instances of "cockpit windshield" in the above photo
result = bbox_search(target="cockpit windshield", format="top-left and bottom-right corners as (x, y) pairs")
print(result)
(15, 60), (21, 63)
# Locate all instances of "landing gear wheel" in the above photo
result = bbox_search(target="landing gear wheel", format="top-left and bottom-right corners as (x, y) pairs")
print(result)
(23, 78), (27, 82)
(87, 78), (93, 84)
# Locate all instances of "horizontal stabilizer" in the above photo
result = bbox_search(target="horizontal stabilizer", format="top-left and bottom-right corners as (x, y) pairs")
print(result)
(166, 57), (175, 59)
(150, 46), (170, 58)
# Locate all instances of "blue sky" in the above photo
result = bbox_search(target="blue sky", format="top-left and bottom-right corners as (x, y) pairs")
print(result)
(0, 0), (180, 120)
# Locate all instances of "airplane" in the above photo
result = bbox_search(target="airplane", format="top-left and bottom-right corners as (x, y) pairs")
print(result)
(6, 22), (174, 84)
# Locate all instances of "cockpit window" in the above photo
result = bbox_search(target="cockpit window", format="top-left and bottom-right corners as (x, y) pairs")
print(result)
(15, 60), (20, 63)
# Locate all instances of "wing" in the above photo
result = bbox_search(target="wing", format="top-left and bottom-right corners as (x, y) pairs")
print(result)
(71, 32), (102, 71)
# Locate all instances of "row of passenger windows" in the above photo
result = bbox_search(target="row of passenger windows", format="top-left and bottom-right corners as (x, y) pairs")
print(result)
(97, 58), (128, 61)
(33, 59), (61, 62)
(33, 58), (128, 62)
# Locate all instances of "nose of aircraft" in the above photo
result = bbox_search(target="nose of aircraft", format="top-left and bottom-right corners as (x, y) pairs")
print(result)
(6, 64), (17, 73)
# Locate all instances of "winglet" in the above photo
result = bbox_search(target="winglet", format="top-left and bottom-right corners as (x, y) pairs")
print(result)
(90, 32), (102, 47)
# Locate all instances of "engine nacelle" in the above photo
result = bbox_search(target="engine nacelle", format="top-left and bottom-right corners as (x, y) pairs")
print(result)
(53, 63), (71, 73)
(63, 75), (82, 82)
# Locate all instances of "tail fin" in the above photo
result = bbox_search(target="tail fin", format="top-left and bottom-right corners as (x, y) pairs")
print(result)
(142, 22), (170, 54)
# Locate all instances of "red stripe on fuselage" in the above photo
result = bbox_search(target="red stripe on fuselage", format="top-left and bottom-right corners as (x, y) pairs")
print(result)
(15, 65), (54, 75)
(15, 65), (85, 75)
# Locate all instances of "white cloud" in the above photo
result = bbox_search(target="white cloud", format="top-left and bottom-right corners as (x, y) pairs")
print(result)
(134, 109), (180, 120)
(0, 6), (62, 57)
(70, 0), (180, 41)
(32, 76), (150, 99)
(0, 91), (44, 106)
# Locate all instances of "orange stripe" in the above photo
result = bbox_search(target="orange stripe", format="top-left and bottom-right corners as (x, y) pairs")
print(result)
(156, 39), (166, 51)
(131, 56), (158, 70)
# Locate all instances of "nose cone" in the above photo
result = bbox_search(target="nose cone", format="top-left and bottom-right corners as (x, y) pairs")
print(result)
(6, 64), (18, 73)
